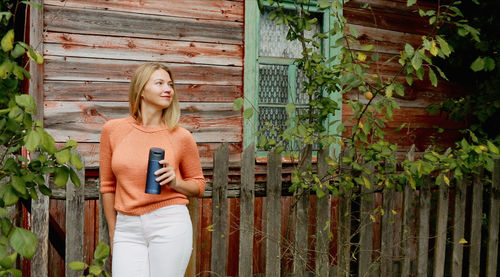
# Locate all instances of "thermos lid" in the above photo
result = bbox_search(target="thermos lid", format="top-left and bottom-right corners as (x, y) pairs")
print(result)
(149, 147), (165, 160)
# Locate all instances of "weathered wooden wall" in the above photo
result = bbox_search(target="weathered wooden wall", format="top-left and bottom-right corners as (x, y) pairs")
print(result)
(33, 0), (465, 276)
(42, 0), (244, 168)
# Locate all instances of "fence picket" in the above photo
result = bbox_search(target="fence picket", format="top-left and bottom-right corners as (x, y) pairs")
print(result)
(338, 191), (351, 277)
(417, 177), (431, 277)
(451, 177), (468, 277)
(433, 179), (450, 277)
(358, 165), (374, 277)
(486, 159), (500, 277)
(239, 143), (255, 276)
(65, 153), (85, 277)
(293, 146), (312, 276)
(98, 194), (111, 274)
(210, 143), (229, 276)
(315, 148), (331, 276)
(401, 146), (415, 277)
(186, 198), (198, 277)
(469, 170), (483, 277)
(381, 187), (394, 276)
(31, 175), (49, 277)
(265, 149), (282, 276)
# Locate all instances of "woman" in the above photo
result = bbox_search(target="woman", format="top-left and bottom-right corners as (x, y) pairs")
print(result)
(99, 63), (205, 277)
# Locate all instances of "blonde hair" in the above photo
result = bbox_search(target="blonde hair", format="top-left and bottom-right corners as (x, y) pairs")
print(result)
(129, 63), (180, 129)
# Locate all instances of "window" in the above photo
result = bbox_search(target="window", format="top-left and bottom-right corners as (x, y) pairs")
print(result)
(244, 1), (341, 155)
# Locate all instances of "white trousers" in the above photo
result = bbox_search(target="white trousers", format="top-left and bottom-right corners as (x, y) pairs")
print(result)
(112, 205), (193, 277)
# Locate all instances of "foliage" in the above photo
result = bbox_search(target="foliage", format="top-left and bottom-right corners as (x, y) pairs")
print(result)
(429, 0), (500, 141)
(235, 0), (499, 202)
(68, 241), (110, 277)
(0, 1), (82, 274)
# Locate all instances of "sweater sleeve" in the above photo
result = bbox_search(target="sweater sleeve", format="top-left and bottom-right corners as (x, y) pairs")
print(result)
(99, 122), (116, 194)
(179, 130), (206, 197)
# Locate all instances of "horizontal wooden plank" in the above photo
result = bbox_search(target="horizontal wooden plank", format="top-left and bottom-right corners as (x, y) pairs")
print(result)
(343, 78), (456, 108)
(44, 81), (242, 102)
(347, 23), (422, 54)
(345, 0), (435, 18)
(44, 5), (243, 44)
(342, 126), (461, 151)
(44, 56), (242, 85)
(342, 104), (464, 129)
(344, 5), (430, 35)
(65, 142), (243, 169)
(44, 33), (243, 66)
(44, 0), (244, 22)
(44, 101), (242, 143)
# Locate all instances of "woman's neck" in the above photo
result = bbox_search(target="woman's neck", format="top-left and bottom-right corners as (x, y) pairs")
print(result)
(140, 107), (163, 127)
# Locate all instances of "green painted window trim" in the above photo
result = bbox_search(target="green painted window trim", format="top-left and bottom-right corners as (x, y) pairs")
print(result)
(244, 1), (342, 158)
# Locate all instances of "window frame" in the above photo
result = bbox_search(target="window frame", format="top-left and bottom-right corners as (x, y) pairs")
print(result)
(244, 0), (342, 157)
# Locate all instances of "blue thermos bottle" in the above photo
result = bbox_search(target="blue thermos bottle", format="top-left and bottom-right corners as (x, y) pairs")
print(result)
(145, 147), (165, 194)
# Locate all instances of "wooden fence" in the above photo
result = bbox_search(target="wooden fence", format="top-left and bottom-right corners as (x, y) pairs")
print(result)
(27, 144), (500, 277)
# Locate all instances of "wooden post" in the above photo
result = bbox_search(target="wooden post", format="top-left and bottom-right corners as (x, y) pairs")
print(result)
(293, 146), (312, 276)
(65, 153), (85, 277)
(358, 165), (374, 277)
(31, 176), (49, 277)
(433, 178), (450, 277)
(468, 170), (483, 277)
(265, 149), (282, 276)
(417, 176), (431, 277)
(486, 159), (500, 277)
(401, 146), (415, 277)
(315, 148), (331, 277)
(210, 143), (229, 276)
(239, 143), (255, 276)
(98, 194), (111, 274)
(451, 178), (468, 277)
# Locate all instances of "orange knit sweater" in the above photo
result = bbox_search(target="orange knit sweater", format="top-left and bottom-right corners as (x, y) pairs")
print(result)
(99, 116), (206, 215)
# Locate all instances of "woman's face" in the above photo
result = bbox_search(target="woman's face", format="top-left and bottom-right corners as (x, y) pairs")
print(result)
(141, 69), (175, 111)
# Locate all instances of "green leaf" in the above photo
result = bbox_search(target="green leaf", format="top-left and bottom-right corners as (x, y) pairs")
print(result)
(53, 166), (69, 188)
(15, 94), (36, 113)
(38, 184), (52, 196)
(94, 241), (110, 261)
(487, 141), (499, 154)
(69, 167), (81, 188)
(89, 265), (102, 275)
(243, 108), (254, 119)
(407, 0), (417, 7)
(11, 176), (27, 195)
(395, 123), (407, 133)
(24, 129), (41, 152)
(27, 48), (43, 64)
(470, 57), (484, 72)
(1, 30), (14, 52)
(9, 227), (37, 259)
(428, 68), (437, 87)
(11, 44), (25, 58)
(411, 52), (422, 70)
(68, 261), (88, 271)
(3, 186), (19, 206)
(7, 269), (22, 277)
(349, 26), (359, 38)
(360, 44), (374, 51)
(39, 128), (57, 154)
(0, 252), (17, 269)
(8, 106), (24, 122)
(232, 97), (243, 111)
(0, 208), (8, 217)
(55, 149), (71, 165)
(404, 43), (414, 57)
(70, 152), (83, 170)
(435, 36), (451, 56)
